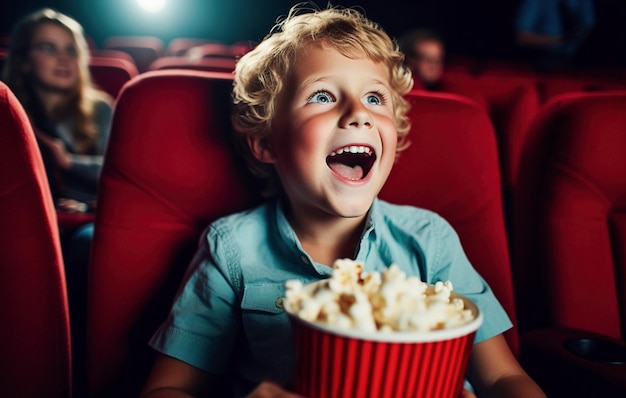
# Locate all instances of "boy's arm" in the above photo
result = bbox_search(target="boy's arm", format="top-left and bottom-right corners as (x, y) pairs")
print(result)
(466, 334), (546, 398)
(140, 354), (217, 398)
(141, 355), (302, 398)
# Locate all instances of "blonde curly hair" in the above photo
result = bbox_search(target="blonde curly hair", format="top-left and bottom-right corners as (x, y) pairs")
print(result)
(232, 4), (413, 197)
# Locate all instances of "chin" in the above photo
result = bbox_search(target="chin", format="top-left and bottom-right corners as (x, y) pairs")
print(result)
(330, 198), (374, 219)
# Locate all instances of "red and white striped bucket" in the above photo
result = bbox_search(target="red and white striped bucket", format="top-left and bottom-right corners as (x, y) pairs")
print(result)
(287, 291), (483, 398)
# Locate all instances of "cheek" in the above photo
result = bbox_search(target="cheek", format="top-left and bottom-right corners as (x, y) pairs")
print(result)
(380, 120), (399, 156)
(28, 58), (51, 76)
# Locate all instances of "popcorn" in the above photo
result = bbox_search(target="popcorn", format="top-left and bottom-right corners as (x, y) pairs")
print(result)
(284, 259), (475, 332)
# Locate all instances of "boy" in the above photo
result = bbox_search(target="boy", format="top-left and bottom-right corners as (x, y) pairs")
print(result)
(141, 5), (545, 398)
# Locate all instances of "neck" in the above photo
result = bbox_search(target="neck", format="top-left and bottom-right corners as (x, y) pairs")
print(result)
(34, 86), (70, 116)
(285, 202), (368, 267)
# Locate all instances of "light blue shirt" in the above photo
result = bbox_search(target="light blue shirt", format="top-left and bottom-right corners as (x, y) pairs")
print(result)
(149, 198), (512, 396)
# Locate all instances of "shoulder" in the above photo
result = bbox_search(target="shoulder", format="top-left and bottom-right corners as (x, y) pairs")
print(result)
(207, 201), (274, 238)
(93, 95), (113, 114)
(376, 199), (453, 233)
(373, 200), (460, 257)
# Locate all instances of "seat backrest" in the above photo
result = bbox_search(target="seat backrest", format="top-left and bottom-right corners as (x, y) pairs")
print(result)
(380, 91), (519, 353)
(147, 56), (237, 74)
(512, 91), (626, 340)
(90, 49), (137, 66)
(87, 70), (260, 397)
(441, 73), (542, 194)
(89, 56), (139, 99)
(185, 42), (233, 59)
(0, 82), (72, 397)
(104, 36), (165, 73)
(539, 74), (626, 103)
(166, 38), (219, 56)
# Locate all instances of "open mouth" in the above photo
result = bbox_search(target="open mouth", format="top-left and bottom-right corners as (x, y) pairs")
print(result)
(326, 145), (376, 181)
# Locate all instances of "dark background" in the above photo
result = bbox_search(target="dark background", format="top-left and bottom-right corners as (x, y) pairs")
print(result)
(1, 0), (625, 67)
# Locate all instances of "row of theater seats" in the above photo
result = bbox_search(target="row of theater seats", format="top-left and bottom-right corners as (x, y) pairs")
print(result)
(89, 37), (248, 98)
(84, 36), (626, 206)
(2, 68), (626, 397)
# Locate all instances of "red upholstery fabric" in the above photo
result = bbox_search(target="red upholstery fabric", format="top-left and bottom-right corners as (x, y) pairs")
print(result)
(90, 49), (137, 66)
(89, 56), (138, 99)
(147, 56), (237, 73)
(166, 38), (220, 56)
(513, 91), (626, 339)
(87, 70), (260, 396)
(441, 73), (542, 193)
(185, 42), (234, 58)
(0, 82), (72, 397)
(539, 75), (626, 103)
(380, 91), (519, 354)
(104, 36), (165, 73)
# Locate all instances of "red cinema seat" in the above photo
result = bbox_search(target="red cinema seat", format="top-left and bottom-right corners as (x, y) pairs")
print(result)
(512, 91), (626, 396)
(380, 91), (519, 354)
(89, 56), (138, 99)
(185, 42), (233, 59)
(167, 37), (220, 56)
(0, 82), (72, 397)
(539, 74), (626, 103)
(230, 41), (254, 58)
(87, 70), (259, 397)
(90, 49), (137, 67)
(104, 36), (164, 73)
(147, 56), (237, 74)
(441, 73), (542, 194)
(0, 48), (6, 73)
(472, 75), (541, 190)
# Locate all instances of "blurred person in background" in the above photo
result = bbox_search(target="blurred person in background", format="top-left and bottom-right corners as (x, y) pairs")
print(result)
(398, 28), (446, 90)
(398, 28), (486, 107)
(514, 0), (596, 72)
(2, 8), (113, 394)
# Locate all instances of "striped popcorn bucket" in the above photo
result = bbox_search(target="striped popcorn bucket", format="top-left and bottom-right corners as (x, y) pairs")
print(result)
(286, 291), (483, 398)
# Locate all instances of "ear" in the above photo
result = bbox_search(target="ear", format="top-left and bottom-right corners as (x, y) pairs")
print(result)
(247, 134), (277, 164)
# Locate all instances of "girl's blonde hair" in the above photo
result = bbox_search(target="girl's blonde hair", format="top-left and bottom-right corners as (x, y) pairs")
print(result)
(2, 8), (109, 154)
(232, 4), (413, 197)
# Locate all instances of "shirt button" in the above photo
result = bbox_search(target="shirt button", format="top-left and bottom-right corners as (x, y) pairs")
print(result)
(300, 255), (310, 265)
(275, 297), (285, 309)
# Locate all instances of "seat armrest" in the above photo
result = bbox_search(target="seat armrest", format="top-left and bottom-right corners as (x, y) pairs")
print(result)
(521, 327), (626, 397)
(57, 211), (95, 232)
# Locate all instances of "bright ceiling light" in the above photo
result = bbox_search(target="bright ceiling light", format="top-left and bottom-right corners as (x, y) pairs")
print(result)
(137, 0), (166, 12)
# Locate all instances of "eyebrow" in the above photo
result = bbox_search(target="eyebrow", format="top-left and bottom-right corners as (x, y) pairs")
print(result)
(300, 76), (390, 90)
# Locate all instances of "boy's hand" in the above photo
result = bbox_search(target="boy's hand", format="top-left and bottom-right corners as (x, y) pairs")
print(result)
(461, 389), (477, 398)
(244, 382), (475, 398)
(245, 381), (302, 398)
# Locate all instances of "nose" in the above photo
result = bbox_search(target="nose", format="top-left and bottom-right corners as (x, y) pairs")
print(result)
(339, 98), (373, 129)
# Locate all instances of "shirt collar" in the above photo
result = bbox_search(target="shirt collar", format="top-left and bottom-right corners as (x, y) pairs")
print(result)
(272, 198), (382, 272)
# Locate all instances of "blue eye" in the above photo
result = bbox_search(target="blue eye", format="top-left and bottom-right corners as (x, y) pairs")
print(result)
(365, 95), (381, 105)
(308, 91), (334, 104)
(364, 91), (386, 105)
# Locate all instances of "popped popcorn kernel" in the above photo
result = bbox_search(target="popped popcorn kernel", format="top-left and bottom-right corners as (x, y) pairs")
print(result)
(284, 259), (476, 332)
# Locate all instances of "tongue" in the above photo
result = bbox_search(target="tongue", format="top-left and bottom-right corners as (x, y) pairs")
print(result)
(329, 162), (364, 180)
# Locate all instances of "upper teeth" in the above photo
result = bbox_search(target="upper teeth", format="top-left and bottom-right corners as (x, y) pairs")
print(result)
(329, 146), (372, 156)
